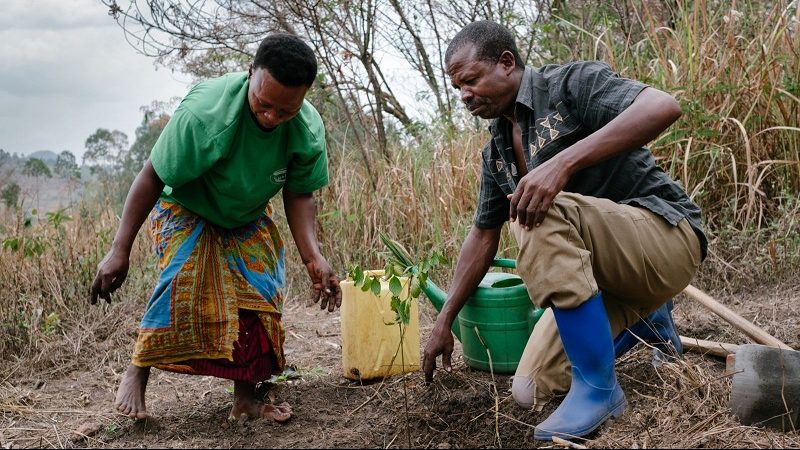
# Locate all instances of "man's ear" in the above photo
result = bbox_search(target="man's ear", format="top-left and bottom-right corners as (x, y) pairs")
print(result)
(248, 64), (254, 79)
(498, 50), (518, 75)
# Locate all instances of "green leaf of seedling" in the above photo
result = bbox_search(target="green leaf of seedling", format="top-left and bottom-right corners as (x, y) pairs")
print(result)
(360, 277), (372, 292)
(353, 266), (364, 286)
(398, 300), (411, 325)
(390, 295), (401, 311)
(370, 278), (382, 296)
(409, 277), (421, 299)
(390, 296), (404, 324)
(389, 276), (403, 297)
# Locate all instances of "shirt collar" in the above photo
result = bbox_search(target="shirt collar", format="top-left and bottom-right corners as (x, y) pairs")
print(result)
(515, 66), (535, 111)
(488, 66), (535, 135)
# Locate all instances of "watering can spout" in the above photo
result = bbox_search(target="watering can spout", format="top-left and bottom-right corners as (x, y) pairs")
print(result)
(421, 280), (462, 341)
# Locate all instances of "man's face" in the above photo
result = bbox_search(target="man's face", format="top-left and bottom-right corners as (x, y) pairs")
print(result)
(247, 67), (308, 130)
(446, 44), (518, 119)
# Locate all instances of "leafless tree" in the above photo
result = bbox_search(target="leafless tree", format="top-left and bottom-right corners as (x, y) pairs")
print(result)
(102, 0), (546, 175)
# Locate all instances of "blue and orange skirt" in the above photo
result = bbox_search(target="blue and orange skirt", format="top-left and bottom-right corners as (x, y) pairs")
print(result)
(131, 200), (286, 383)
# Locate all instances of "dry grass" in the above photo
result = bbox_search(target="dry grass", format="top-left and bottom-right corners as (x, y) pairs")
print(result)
(596, 350), (799, 448)
(544, 0), (800, 288)
(1, 0), (799, 448)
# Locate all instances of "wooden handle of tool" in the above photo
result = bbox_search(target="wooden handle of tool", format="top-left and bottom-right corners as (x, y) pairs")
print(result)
(683, 284), (792, 350)
(680, 335), (740, 358)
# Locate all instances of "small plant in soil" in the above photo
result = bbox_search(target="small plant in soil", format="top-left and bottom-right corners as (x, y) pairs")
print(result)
(348, 233), (445, 328)
(347, 232), (446, 448)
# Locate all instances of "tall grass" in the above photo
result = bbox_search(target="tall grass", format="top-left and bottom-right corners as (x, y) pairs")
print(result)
(0, 207), (153, 373)
(313, 0), (800, 285)
(1, 0), (798, 366)
(540, 0), (800, 281)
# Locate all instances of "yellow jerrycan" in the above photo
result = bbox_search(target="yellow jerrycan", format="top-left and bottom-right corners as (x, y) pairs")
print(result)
(340, 270), (420, 380)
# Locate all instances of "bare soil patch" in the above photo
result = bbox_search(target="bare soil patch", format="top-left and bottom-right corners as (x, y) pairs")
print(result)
(2, 281), (799, 448)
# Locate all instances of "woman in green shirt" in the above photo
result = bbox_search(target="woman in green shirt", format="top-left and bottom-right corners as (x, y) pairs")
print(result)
(90, 34), (341, 423)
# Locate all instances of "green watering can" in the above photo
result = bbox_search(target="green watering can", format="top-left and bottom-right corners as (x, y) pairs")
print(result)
(422, 258), (545, 374)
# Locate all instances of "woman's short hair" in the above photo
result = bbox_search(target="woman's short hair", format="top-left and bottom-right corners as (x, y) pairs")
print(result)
(253, 33), (318, 87)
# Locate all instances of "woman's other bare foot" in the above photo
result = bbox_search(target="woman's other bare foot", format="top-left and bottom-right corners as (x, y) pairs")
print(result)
(114, 364), (150, 419)
(229, 381), (292, 423)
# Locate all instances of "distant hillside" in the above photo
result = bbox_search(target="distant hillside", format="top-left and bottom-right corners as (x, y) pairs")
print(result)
(28, 150), (58, 162)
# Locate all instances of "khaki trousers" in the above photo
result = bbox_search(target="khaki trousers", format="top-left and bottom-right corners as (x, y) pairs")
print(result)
(508, 193), (701, 410)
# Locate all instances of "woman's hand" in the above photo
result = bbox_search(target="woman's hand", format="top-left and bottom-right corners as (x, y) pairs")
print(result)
(304, 255), (342, 312)
(88, 160), (164, 305)
(90, 248), (130, 304)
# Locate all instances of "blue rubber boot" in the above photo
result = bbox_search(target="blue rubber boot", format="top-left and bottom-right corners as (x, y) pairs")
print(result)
(613, 300), (683, 359)
(534, 292), (626, 441)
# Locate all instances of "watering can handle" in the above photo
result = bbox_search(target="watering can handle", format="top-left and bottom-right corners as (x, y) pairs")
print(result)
(491, 258), (517, 269)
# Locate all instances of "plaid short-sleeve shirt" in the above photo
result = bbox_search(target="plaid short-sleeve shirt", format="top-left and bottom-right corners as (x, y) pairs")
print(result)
(474, 61), (707, 259)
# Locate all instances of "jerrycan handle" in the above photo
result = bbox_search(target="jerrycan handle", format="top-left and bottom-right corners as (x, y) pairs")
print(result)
(491, 258), (517, 269)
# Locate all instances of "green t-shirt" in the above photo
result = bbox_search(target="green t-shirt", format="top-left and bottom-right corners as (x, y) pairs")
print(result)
(149, 72), (329, 228)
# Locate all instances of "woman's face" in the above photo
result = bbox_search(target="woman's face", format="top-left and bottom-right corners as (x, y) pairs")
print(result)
(247, 67), (308, 130)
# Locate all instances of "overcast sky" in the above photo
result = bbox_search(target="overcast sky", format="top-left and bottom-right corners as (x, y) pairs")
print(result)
(0, 0), (191, 160)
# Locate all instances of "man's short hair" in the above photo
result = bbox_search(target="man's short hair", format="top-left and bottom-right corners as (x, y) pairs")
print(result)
(445, 21), (524, 68)
(253, 33), (318, 87)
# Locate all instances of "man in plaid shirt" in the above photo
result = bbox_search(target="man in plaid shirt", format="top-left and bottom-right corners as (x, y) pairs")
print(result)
(422, 21), (705, 441)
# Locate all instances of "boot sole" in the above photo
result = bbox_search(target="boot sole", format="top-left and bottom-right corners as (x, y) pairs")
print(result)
(533, 397), (627, 441)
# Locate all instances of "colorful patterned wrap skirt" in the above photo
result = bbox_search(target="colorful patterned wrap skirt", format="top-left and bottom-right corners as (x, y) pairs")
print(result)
(131, 200), (286, 383)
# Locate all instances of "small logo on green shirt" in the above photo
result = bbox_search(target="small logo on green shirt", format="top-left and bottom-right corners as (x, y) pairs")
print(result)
(272, 168), (287, 184)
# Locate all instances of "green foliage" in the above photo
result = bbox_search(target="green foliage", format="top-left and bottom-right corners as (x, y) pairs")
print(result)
(54, 151), (80, 180)
(127, 100), (174, 174)
(1, 235), (48, 258)
(105, 423), (119, 436)
(266, 366), (326, 384)
(45, 208), (72, 230)
(1, 209), (69, 258)
(347, 233), (446, 326)
(80, 102), (172, 211)
(4, 236), (48, 258)
(22, 158), (52, 179)
(1, 182), (21, 209)
(83, 128), (129, 169)
(2, 237), (20, 251)
(41, 312), (61, 335)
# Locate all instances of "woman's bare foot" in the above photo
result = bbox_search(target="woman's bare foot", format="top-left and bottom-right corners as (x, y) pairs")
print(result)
(229, 381), (292, 423)
(114, 364), (150, 419)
